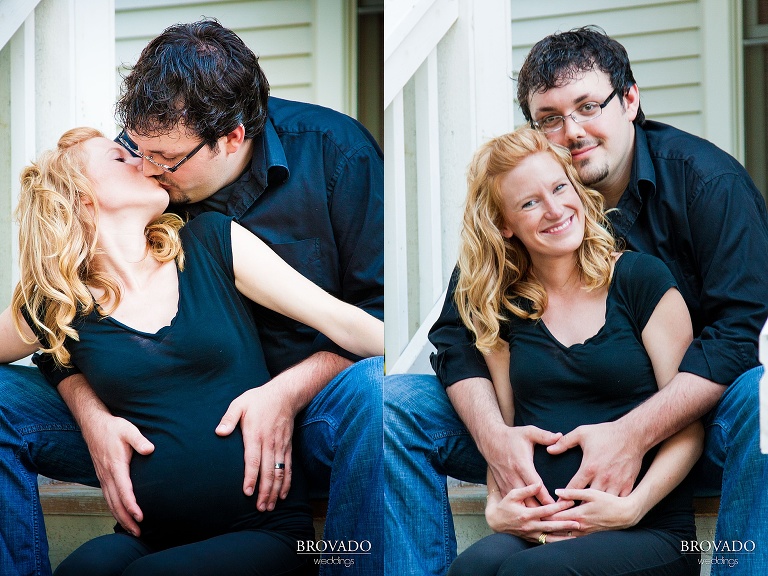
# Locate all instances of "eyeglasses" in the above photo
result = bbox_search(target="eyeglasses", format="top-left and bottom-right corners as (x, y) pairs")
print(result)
(531, 90), (618, 134)
(117, 129), (207, 173)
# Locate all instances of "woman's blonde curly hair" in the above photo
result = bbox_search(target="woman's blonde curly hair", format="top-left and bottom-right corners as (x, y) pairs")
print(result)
(455, 127), (617, 354)
(11, 127), (185, 367)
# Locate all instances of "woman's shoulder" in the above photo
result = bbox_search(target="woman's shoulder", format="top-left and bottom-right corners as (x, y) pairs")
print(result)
(615, 251), (675, 285)
(613, 251), (678, 326)
(181, 211), (235, 250)
(180, 212), (237, 274)
(182, 211), (234, 236)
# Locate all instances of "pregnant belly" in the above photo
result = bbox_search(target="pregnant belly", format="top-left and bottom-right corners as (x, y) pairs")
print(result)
(533, 445), (583, 496)
(129, 429), (259, 546)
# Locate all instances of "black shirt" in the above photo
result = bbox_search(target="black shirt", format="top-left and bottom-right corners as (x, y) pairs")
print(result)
(430, 120), (768, 387)
(35, 213), (314, 548)
(509, 252), (692, 531)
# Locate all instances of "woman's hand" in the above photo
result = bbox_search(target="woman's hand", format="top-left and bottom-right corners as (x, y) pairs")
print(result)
(543, 487), (643, 537)
(486, 483), (580, 543)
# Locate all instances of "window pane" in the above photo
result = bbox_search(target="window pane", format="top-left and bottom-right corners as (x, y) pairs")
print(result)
(744, 44), (768, 202)
(760, 0), (768, 25)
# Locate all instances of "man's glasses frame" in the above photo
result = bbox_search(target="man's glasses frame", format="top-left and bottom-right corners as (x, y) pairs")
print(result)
(531, 89), (618, 134)
(117, 130), (207, 173)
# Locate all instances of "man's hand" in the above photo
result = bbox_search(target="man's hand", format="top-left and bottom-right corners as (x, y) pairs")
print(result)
(58, 374), (153, 537)
(82, 412), (155, 536)
(547, 420), (644, 495)
(447, 377), (561, 506)
(487, 425), (562, 506)
(215, 352), (351, 512)
(216, 381), (298, 512)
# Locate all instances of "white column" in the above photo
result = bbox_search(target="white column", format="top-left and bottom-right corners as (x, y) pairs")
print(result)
(313, 0), (350, 114)
(35, 0), (115, 152)
(7, 15), (36, 297)
(701, 0), (742, 159)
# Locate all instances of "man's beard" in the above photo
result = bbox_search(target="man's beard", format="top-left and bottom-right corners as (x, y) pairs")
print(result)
(575, 160), (610, 188)
(570, 140), (609, 187)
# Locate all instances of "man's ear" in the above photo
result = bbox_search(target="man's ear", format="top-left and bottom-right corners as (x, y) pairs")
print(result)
(224, 124), (247, 153)
(623, 83), (640, 122)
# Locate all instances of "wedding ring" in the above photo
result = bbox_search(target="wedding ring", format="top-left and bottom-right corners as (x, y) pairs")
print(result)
(275, 463), (286, 470)
(567, 531), (573, 537)
(537, 532), (547, 545)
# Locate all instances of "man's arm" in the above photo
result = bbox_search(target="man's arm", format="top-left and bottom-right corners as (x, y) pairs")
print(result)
(551, 371), (722, 495)
(216, 351), (351, 511)
(318, 132), (384, 359)
(430, 268), (560, 501)
(447, 377), (560, 504)
(58, 373), (155, 536)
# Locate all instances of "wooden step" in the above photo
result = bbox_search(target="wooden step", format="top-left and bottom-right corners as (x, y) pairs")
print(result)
(40, 482), (329, 518)
(40, 482), (328, 570)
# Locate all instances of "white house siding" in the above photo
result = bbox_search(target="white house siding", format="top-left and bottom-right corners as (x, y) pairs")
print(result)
(509, 0), (742, 157)
(115, 0), (353, 118)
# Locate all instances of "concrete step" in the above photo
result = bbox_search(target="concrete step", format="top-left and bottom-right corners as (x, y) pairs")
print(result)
(40, 481), (328, 570)
(41, 482), (719, 573)
(449, 485), (718, 576)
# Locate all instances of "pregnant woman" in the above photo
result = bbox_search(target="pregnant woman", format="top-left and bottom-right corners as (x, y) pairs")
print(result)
(447, 128), (702, 576)
(0, 127), (383, 576)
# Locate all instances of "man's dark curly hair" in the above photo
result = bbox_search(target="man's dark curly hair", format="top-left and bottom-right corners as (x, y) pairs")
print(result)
(517, 26), (645, 126)
(116, 19), (270, 148)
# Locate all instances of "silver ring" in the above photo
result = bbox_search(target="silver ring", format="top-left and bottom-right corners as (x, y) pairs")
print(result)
(275, 463), (286, 470)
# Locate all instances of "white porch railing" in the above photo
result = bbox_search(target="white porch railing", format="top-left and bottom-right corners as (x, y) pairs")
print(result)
(384, 0), (457, 374)
(384, 0), (516, 373)
(0, 0), (115, 307)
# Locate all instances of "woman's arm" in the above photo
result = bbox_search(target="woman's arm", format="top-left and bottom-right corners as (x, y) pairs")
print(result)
(484, 344), (514, 426)
(230, 221), (383, 358)
(626, 287), (703, 520)
(551, 288), (703, 533)
(0, 307), (39, 363)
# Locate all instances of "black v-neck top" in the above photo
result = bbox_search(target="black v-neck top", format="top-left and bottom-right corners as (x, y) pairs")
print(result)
(56, 212), (313, 548)
(507, 252), (694, 532)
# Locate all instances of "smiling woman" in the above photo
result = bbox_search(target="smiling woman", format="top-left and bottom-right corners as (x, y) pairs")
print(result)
(454, 128), (615, 354)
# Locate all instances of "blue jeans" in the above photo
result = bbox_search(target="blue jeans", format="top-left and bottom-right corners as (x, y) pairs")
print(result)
(0, 356), (383, 576)
(384, 366), (767, 576)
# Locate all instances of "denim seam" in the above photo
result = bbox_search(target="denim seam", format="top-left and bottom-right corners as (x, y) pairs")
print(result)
(297, 415), (339, 431)
(430, 455), (454, 575)
(431, 428), (473, 442)
(17, 423), (81, 436)
(14, 445), (45, 575)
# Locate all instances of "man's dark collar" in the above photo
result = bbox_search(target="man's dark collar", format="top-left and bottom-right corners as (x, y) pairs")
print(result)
(629, 122), (657, 200)
(178, 117), (290, 218)
(249, 117), (289, 189)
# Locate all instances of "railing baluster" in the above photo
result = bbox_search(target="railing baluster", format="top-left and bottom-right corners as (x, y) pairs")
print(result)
(415, 49), (443, 317)
(384, 91), (410, 362)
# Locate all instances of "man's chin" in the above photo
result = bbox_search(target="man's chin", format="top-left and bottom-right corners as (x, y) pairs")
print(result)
(166, 190), (191, 205)
(575, 163), (609, 188)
